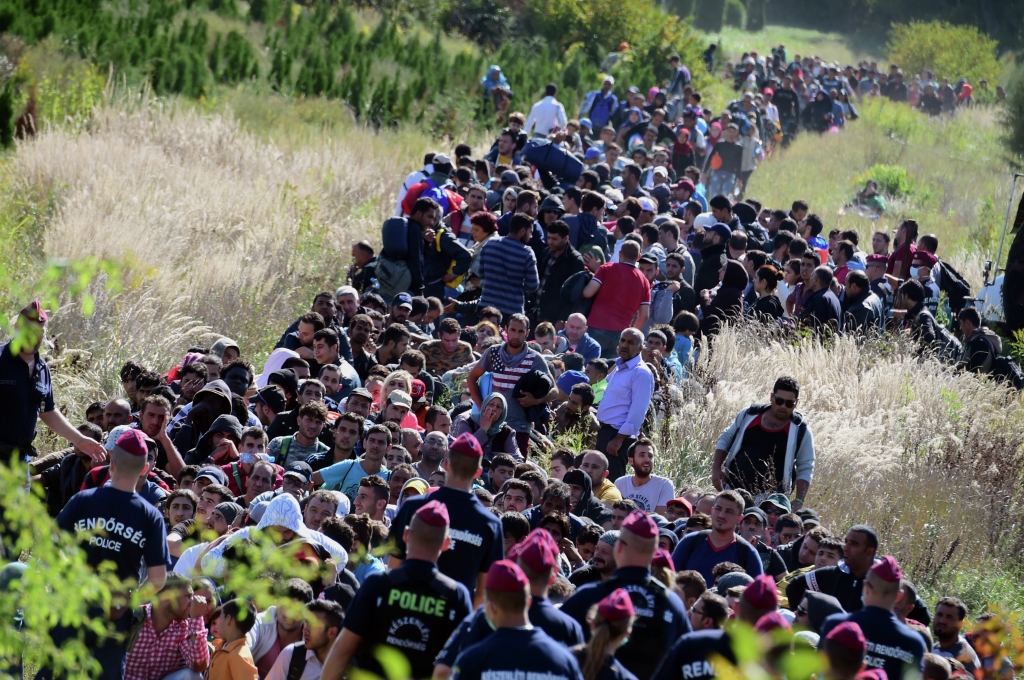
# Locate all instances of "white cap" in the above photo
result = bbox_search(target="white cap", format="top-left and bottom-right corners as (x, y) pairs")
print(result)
(638, 197), (657, 212)
(693, 212), (717, 230)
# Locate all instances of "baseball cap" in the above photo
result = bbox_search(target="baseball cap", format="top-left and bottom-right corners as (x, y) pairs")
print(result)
(394, 293), (414, 310)
(707, 223), (732, 240)
(283, 461), (313, 485)
(638, 197), (657, 213)
(743, 507), (769, 526)
(268, 369), (299, 398)
(196, 466), (229, 486)
(432, 153), (452, 166)
(556, 370), (590, 395)
(256, 385), (287, 414)
(347, 387), (372, 402)
(386, 390), (413, 408)
(653, 166), (668, 177)
(585, 147), (602, 160)
(579, 118), (593, 129)
(410, 379), (427, 403)
(672, 178), (696, 194)
(639, 252), (658, 266)
(501, 170), (520, 184)
(651, 185), (671, 202)
(667, 498), (693, 516)
(19, 300), (48, 323)
(604, 75), (615, 85)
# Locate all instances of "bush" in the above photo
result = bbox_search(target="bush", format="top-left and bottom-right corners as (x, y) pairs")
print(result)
(854, 163), (914, 198)
(887, 21), (1000, 86)
(1003, 63), (1024, 162)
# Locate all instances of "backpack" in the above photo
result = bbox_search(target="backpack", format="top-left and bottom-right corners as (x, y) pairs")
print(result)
(522, 138), (585, 183)
(286, 643), (308, 680)
(378, 216), (413, 299)
(935, 323), (963, 365)
(992, 354), (1024, 390)
(676, 530), (751, 573)
(937, 260), (972, 313)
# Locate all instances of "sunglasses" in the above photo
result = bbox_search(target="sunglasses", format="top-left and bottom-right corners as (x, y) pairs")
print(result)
(773, 396), (797, 408)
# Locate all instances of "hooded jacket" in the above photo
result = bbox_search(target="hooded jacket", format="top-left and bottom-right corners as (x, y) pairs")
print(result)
(565, 212), (608, 255)
(564, 469), (612, 526)
(702, 260), (748, 338)
(170, 379), (234, 454)
(693, 241), (728, 294)
(183, 414), (243, 466)
(716, 403), (815, 494)
(202, 493), (348, 576)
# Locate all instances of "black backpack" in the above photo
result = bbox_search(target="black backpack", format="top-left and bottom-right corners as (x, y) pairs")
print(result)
(993, 356), (1024, 390)
(937, 260), (972, 314)
(286, 644), (307, 680)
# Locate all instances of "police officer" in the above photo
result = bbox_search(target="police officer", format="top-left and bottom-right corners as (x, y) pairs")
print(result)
(433, 530), (584, 678)
(321, 500), (472, 680)
(819, 556), (926, 680)
(0, 302), (106, 464)
(572, 589), (640, 680)
(389, 433), (503, 605)
(449, 560), (584, 680)
(561, 510), (690, 680)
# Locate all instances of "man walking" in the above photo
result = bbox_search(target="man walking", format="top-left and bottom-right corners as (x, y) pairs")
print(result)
(710, 376), (814, 503)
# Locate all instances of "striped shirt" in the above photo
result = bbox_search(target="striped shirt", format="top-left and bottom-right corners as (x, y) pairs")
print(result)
(477, 236), (539, 316)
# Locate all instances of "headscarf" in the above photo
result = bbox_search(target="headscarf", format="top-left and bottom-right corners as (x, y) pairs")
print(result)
(256, 348), (300, 389)
(481, 66), (509, 95)
(479, 393), (508, 437)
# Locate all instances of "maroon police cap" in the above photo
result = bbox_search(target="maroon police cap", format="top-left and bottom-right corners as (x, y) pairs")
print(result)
(516, 535), (558, 573)
(414, 500), (449, 528)
(754, 611), (792, 633)
(866, 254), (888, 265)
(743, 573), (779, 610)
(870, 555), (903, 583)
(450, 432), (484, 459)
(597, 588), (635, 623)
(485, 560), (529, 593)
(115, 429), (154, 458)
(621, 510), (658, 540)
(827, 621), (868, 652)
(652, 549), (675, 571)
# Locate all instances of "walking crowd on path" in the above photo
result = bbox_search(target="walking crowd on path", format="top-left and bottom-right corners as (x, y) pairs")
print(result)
(2, 42), (1020, 680)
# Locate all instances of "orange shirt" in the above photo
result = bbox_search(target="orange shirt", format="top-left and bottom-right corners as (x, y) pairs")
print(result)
(208, 638), (258, 680)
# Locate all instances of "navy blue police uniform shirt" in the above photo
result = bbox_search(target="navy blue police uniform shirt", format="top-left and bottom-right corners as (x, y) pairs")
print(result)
(0, 342), (55, 456)
(820, 607), (926, 680)
(560, 566), (690, 680)
(436, 597), (584, 667)
(650, 630), (737, 680)
(583, 655), (640, 680)
(57, 487), (169, 584)
(451, 627), (584, 680)
(390, 486), (503, 598)
(342, 558), (472, 679)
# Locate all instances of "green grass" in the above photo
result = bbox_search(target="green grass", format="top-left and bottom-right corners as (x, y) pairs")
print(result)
(699, 24), (885, 67)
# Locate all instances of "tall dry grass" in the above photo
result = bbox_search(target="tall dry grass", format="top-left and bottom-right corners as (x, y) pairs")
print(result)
(10, 94), (438, 404)
(656, 322), (1024, 599)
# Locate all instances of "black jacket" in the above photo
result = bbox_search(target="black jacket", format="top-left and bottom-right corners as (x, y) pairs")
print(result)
(693, 242), (728, 294)
(423, 225), (472, 290)
(535, 245), (586, 324)
(841, 289), (883, 332)
(800, 288), (841, 333)
(786, 564), (867, 614)
(671, 279), (698, 319)
(701, 261), (747, 339)
(564, 469), (612, 527)
(406, 216), (428, 295)
(958, 329), (1001, 373)
(749, 294), (785, 321)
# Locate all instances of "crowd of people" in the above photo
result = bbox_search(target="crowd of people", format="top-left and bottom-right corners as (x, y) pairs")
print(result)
(1, 45), (1019, 680)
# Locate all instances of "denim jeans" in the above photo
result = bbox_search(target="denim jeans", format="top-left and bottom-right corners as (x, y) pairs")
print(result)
(588, 327), (622, 359)
(707, 170), (737, 199)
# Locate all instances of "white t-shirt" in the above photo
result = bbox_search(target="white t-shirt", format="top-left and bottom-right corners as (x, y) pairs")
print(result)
(173, 542), (208, 577)
(614, 475), (675, 513)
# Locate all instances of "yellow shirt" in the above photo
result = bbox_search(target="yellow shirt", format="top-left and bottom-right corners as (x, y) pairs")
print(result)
(208, 638), (258, 680)
(593, 478), (623, 503)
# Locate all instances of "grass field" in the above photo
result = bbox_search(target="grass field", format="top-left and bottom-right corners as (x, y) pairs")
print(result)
(698, 24), (885, 67)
